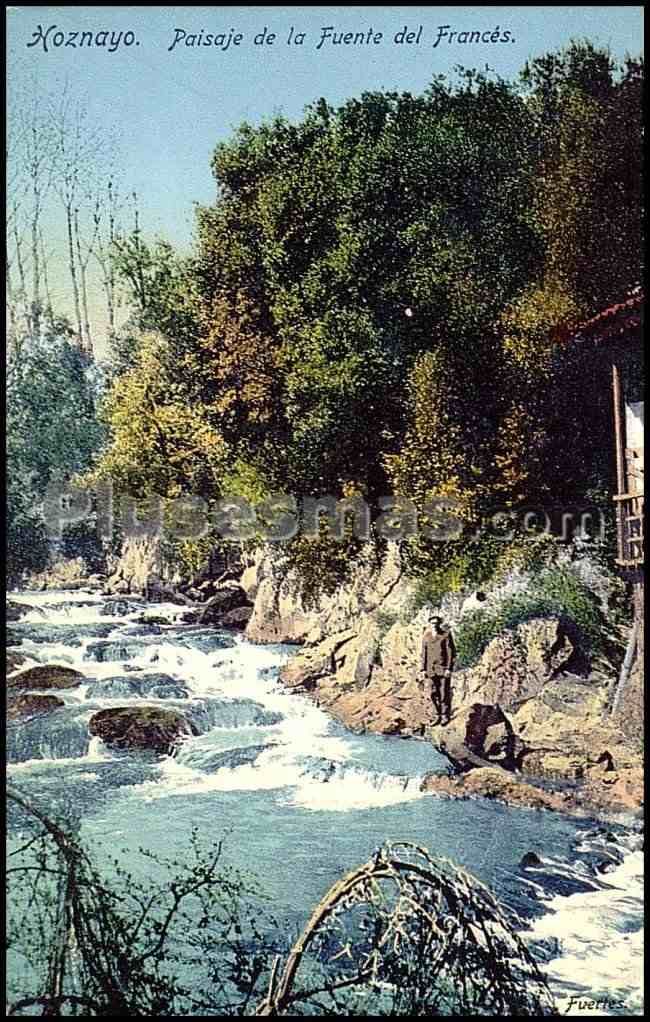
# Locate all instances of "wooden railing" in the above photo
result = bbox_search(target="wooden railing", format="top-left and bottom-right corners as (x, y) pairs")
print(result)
(614, 492), (645, 568)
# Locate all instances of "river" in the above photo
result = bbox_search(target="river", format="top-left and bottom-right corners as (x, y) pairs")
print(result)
(6, 588), (644, 1016)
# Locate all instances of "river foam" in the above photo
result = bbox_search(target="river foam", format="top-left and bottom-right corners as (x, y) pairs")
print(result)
(6, 587), (644, 1015)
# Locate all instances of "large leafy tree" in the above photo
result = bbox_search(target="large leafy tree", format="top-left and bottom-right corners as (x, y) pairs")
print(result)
(189, 71), (539, 500)
(94, 43), (642, 581)
(500, 42), (644, 505)
(6, 318), (105, 581)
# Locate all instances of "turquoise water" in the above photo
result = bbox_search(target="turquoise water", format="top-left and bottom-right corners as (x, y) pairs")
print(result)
(6, 589), (644, 1015)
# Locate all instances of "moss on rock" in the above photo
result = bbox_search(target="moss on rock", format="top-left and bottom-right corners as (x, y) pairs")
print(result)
(89, 705), (198, 754)
(7, 692), (65, 721)
(8, 664), (85, 691)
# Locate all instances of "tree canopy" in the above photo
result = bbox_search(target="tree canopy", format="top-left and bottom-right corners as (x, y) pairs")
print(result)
(78, 43), (646, 579)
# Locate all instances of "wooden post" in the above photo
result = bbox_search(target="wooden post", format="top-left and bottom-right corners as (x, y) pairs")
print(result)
(612, 361), (627, 561)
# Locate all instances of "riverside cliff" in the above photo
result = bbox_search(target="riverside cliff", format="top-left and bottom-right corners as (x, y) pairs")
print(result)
(239, 542), (644, 821)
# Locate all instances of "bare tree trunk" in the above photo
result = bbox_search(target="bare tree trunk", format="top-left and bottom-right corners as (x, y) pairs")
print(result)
(39, 228), (55, 329)
(74, 205), (93, 356)
(610, 615), (640, 717)
(30, 193), (41, 337)
(6, 257), (18, 340)
(107, 182), (117, 334)
(65, 202), (84, 345)
(12, 219), (30, 334)
(133, 193), (147, 312)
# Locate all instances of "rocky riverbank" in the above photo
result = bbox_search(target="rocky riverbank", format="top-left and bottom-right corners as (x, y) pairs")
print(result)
(9, 540), (643, 823)
(236, 543), (644, 823)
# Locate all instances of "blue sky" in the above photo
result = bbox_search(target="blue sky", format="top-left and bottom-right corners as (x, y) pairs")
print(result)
(7, 6), (644, 345)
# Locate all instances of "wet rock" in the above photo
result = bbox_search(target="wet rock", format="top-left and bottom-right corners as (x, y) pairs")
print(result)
(86, 673), (189, 700)
(136, 613), (176, 626)
(6, 651), (28, 674)
(116, 623), (163, 637)
(89, 706), (198, 754)
(84, 640), (148, 662)
(520, 852), (543, 869)
(8, 664), (85, 691)
(101, 599), (142, 617)
(181, 743), (273, 773)
(6, 600), (34, 622)
(183, 697), (283, 732)
(220, 606), (253, 630)
(198, 583), (251, 625)
(420, 768), (567, 812)
(7, 692), (65, 721)
(86, 676), (140, 698)
(174, 629), (236, 654)
(7, 704), (93, 762)
(141, 674), (189, 699)
(9, 622), (116, 646)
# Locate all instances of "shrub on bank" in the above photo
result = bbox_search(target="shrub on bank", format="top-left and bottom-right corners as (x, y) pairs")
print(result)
(408, 532), (511, 613)
(455, 566), (606, 667)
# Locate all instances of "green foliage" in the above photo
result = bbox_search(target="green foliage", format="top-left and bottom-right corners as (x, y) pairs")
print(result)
(90, 43), (642, 594)
(493, 532), (563, 580)
(109, 237), (201, 369)
(61, 521), (106, 575)
(285, 527), (363, 609)
(408, 533), (509, 611)
(455, 566), (606, 667)
(6, 318), (105, 583)
(5, 500), (50, 585)
(94, 331), (230, 498)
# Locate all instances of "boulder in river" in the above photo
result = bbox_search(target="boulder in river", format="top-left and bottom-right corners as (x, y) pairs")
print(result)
(182, 697), (283, 732)
(420, 768), (568, 812)
(6, 600), (34, 622)
(89, 705), (198, 754)
(520, 852), (543, 869)
(100, 599), (142, 617)
(116, 623), (163, 637)
(219, 606), (253, 630)
(84, 639), (148, 662)
(136, 613), (177, 626)
(174, 629), (237, 653)
(8, 664), (85, 691)
(9, 622), (116, 646)
(198, 583), (251, 625)
(86, 673), (189, 700)
(7, 692), (65, 721)
(6, 651), (28, 674)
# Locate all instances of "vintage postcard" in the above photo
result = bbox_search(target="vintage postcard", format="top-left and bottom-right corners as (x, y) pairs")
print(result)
(6, 5), (644, 1017)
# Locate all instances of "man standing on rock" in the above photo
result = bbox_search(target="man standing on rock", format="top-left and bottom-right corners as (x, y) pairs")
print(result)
(420, 613), (456, 726)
